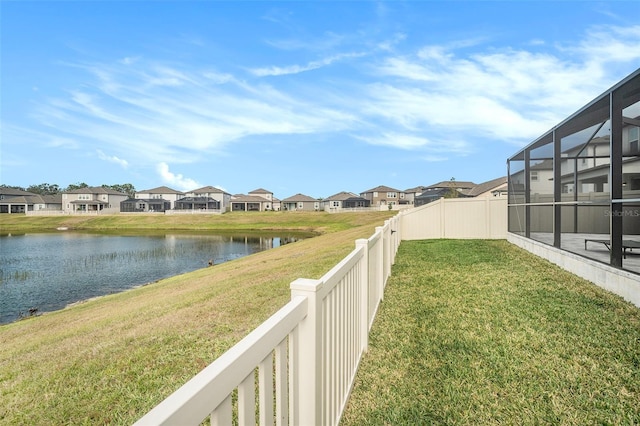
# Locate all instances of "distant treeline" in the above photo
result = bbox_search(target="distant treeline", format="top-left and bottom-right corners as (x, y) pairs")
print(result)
(0, 182), (137, 198)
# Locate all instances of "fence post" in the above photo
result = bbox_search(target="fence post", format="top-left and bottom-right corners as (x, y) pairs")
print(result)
(440, 199), (446, 238)
(383, 221), (391, 284)
(355, 239), (369, 353)
(290, 278), (323, 425)
(375, 226), (385, 296)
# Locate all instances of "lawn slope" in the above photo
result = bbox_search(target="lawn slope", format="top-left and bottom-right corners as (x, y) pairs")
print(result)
(0, 211), (394, 424)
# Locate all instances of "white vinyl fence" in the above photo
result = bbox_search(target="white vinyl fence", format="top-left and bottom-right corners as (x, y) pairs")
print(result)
(400, 197), (507, 240)
(135, 215), (401, 426)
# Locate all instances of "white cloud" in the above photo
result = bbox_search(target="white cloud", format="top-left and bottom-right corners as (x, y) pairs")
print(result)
(249, 52), (366, 77)
(363, 24), (640, 148)
(30, 58), (356, 168)
(119, 56), (139, 65)
(421, 155), (448, 162)
(97, 150), (129, 168)
(20, 22), (640, 172)
(156, 162), (201, 191)
(48, 136), (79, 149)
(572, 25), (640, 64)
(358, 132), (430, 150)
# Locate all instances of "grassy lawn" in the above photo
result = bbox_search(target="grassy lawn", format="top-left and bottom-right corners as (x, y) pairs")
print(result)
(0, 210), (382, 234)
(342, 240), (640, 425)
(0, 211), (394, 425)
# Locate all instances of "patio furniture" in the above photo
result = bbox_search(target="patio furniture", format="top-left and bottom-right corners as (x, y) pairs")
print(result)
(584, 239), (640, 259)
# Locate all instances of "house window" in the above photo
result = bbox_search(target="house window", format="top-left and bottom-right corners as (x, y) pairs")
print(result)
(629, 126), (639, 144)
(531, 171), (538, 182)
(373, 192), (378, 197)
(387, 192), (397, 198)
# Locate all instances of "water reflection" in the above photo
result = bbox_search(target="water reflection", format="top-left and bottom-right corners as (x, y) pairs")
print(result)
(0, 232), (305, 324)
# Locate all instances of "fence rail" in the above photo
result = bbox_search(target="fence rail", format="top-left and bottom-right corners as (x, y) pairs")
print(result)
(135, 215), (400, 426)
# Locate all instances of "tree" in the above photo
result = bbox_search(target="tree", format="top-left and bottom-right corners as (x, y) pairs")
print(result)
(444, 177), (458, 199)
(65, 182), (89, 191)
(102, 183), (136, 198)
(26, 183), (61, 195)
(0, 184), (27, 192)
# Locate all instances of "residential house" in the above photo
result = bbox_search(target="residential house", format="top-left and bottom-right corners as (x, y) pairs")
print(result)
(281, 193), (320, 211)
(0, 188), (62, 214)
(231, 194), (271, 212)
(360, 185), (405, 207)
(174, 197), (221, 211)
(121, 198), (172, 213)
(186, 186), (232, 212)
(249, 188), (280, 211)
(426, 180), (476, 194)
(509, 159), (554, 202)
(464, 176), (508, 198)
(135, 186), (185, 210)
(414, 180), (475, 207)
(414, 188), (455, 206)
(403, 186), (429, 205)
(62, 186), (128, 214)
(230, 189), (279, 212)
(322, 191), (370, 212)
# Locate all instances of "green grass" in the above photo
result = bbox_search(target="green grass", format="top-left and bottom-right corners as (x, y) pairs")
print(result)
(0, 211), (394, 425)
(341, 240), (640, 425)
(0, 210), (379, 234)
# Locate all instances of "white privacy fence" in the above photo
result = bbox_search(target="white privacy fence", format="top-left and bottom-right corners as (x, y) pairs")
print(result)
(135, 215), (401, 426)
(400, 197), (507, 240)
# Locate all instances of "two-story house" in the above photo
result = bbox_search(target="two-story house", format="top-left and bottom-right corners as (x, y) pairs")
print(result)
(62, 186), (128, 214)
(360, 185), (405, 207)
(230, 189), (279, 212)
(185, 186), (232, 212)
(403, 186), (429, 205)
(135, 186), (185, 210)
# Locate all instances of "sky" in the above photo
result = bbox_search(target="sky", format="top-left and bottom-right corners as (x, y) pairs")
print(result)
(1, 1), (640, 199)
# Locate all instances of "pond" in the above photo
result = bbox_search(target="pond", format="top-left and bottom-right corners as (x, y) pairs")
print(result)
(0, 231), (304, 324)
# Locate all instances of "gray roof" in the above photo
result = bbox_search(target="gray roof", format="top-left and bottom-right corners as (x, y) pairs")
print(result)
(138, 186), (184, 194)
(0, 188), (36, 197)
(464, 177), (508, 197)
(323, 191), (359, 201)
(404, 186), (429, 194)
(191, 186), (229, 195)
(63, 186), (128, 196)
(425, 180), (476, 190)
(249, 188), (272, 194)
(1, 194), (62, 204)
(361, 185), (403, 193)
(282, 193), (317, 203)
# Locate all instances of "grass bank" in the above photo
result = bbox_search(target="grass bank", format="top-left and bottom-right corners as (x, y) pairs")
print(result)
(0, 210), (381, 234)
(341, 240), (640, 425)
(0, 211), (394, 424)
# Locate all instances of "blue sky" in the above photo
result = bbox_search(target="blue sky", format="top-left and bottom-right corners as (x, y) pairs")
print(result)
(2, 1), (639, 199)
